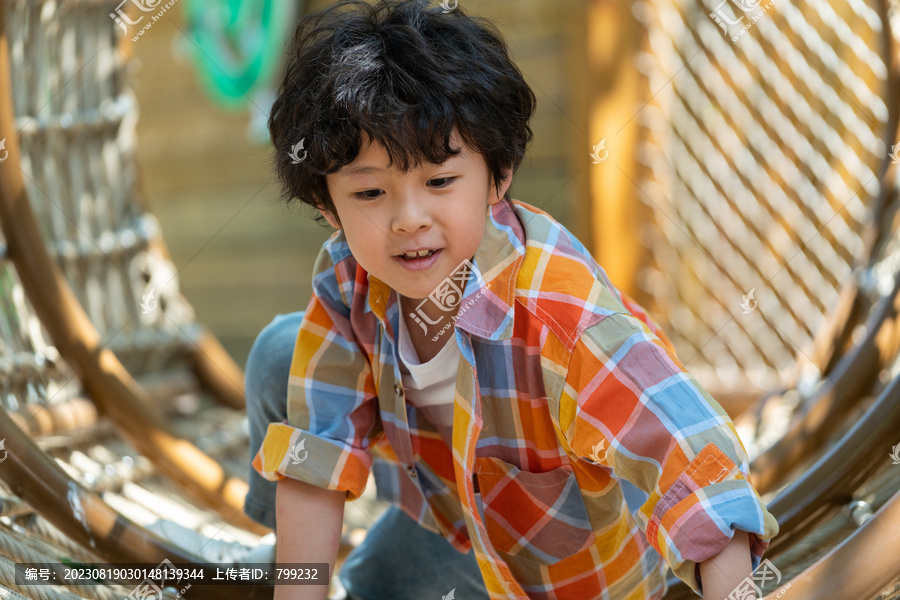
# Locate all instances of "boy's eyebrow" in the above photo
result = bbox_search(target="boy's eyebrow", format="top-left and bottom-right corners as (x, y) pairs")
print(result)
(341, 155), (465, 178)
(342, 165), (386, 177)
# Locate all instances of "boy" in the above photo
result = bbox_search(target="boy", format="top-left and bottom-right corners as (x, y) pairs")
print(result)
(247, 1), (780, 599)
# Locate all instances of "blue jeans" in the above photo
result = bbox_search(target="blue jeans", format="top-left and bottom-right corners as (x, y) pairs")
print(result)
(244, 312), (489, 600)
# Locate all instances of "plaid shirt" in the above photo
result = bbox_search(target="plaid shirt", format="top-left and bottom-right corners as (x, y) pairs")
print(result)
(253, 198), (779, 599)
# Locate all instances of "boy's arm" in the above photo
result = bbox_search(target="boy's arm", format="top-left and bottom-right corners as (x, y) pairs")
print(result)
(274, 478), (345, 600)
(253, 252), (383, 500)
(253, 251), (382, 598)
(618, 291), (760, 598)
(698, 530), (751, 599)
(557, 309), (779, 596)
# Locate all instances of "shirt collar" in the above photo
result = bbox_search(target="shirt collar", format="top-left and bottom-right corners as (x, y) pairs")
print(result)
(366, 198), (526, 341)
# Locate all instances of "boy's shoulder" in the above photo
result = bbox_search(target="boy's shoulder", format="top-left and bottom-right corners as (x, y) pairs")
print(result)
(509, 200), (631, 342)
(308, 229), (363, 313)
(314, 228), (354, 274)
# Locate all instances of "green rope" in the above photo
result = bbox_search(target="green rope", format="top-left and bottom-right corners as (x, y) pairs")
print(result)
(182, 0), (295, 110)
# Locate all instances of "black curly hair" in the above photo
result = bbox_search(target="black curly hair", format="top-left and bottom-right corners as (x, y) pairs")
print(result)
(267, 0), (536, 221)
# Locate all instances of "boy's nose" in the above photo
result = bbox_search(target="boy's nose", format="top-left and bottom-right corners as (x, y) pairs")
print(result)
(391, 193), (432, 233)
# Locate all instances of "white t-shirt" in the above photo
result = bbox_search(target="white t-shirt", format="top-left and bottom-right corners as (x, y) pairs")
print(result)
(396, 313), (458, 444)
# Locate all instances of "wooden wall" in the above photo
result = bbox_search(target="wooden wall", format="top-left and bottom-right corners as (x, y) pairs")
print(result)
(585, 0), (648, 299)
(132, 0), (591, 367)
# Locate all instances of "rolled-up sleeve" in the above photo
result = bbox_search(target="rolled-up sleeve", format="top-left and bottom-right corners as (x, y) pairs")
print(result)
(559, 310), (779, 595)
(252, 249), (383, 501)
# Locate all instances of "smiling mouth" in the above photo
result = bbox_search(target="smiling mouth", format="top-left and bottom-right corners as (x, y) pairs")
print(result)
(399, 249), (439, 260)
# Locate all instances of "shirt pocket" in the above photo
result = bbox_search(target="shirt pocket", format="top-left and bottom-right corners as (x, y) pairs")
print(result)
(474, 456), (594, 566)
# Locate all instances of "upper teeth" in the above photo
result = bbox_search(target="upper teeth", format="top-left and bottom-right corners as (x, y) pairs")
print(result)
(404, 250), (433, 258)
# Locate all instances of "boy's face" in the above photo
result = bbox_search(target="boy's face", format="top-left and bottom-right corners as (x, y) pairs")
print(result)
(322, 130), (511, 302)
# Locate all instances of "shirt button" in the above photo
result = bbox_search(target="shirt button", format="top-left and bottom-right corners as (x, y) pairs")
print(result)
(407, 465), (417, 478)
(394, 384), (404, 398)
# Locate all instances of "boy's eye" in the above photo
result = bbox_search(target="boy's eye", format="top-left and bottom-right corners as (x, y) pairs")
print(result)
(354, 189), (383, 200)
(353, 178), (455, 199)
(429, 177), (456, 188)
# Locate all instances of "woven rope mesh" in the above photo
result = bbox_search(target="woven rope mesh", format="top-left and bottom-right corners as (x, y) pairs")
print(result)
(0, 246), (79, 420)
(6, 1), (197, 379)
(631, 0), (894, 396)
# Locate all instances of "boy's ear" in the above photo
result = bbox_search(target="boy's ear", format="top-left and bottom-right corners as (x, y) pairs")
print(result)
(489, 169), (513, 205)
(319, 208), (342, 229)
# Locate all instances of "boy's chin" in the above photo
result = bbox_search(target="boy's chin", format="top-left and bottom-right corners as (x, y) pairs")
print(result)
(398, 288), (435, 303)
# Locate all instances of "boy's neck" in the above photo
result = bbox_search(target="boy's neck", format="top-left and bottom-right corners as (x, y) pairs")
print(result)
(400, 295), (458, 362)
